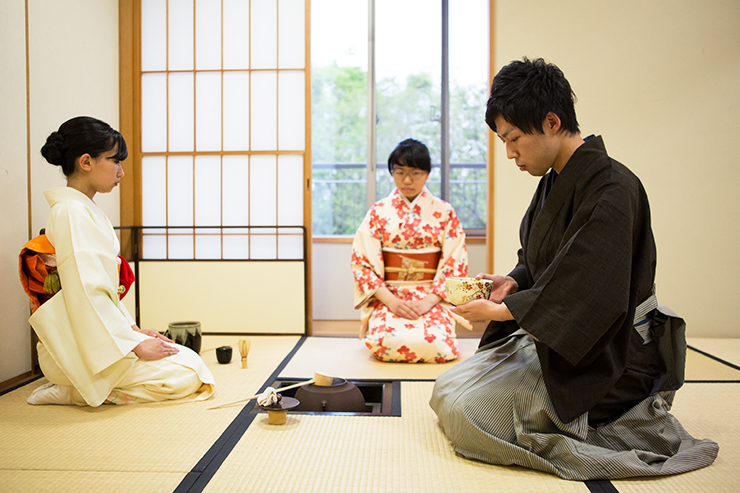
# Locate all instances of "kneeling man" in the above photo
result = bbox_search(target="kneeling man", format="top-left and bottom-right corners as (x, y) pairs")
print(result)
(430, 57), (718, 480)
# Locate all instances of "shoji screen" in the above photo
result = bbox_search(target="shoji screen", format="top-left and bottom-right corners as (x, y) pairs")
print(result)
(132, 0), (309, 334)
(139, 0), (307, 261)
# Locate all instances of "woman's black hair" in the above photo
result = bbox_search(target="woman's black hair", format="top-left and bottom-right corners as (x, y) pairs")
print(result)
(40, 116), (128, 177)
(387, 138), (431, 174)
(485, 57), (579, 135)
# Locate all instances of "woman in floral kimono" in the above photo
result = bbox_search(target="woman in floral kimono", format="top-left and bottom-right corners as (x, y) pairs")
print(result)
(27, 116), (214, 406)
(352, 139), (470, 363)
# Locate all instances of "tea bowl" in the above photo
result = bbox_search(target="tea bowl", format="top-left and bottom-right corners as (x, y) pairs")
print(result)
(445, 277), (494, 305)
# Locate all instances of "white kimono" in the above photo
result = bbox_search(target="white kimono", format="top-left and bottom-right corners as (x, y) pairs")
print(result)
(29, 187), (214, 406)
(352, 188), (470, 362)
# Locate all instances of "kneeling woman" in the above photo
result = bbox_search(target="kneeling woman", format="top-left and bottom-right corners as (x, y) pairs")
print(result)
(352, 139), (470, 363)
(27, 116), (215, 406)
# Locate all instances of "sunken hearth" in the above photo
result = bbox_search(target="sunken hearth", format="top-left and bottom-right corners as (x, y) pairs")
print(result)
(252, 379), (399, 417)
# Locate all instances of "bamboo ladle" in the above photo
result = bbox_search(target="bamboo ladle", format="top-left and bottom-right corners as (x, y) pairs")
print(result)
(207, 371), (334, 410)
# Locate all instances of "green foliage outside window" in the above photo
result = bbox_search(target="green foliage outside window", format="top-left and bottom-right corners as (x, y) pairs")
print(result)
(312, 63), (487, 235)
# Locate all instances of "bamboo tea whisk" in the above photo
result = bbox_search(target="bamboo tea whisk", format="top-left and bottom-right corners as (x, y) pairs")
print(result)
(238, 339), (251, 369)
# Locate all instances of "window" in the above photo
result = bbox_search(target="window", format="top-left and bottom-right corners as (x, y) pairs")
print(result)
(311, 0), (489, 236)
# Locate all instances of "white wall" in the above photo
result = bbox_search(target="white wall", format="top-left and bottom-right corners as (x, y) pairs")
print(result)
(492, 0), (740, 337)
(28, 0), (121, 232)
(0, 0), (33, 384)
(0, 0), (120, 383)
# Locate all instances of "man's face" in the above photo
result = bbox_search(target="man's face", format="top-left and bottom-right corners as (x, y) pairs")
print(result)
(493, 115), (560, 177)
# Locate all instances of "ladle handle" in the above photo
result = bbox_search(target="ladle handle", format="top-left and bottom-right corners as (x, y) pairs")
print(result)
(207, 378), (316, 410)
(270, 378), (315, 394)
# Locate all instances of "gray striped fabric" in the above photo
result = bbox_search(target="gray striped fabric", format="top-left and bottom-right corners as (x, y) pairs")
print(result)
(633, 289), (659, 344)
(633, 289), (659, 325)
(429, 332), (719, 480)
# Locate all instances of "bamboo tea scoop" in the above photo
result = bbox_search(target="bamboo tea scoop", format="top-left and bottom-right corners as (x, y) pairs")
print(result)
(207, 371), (333, 410)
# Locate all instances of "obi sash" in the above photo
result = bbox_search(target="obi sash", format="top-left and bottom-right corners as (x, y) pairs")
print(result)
(384, 250), (440, 281)
(18, 234), (57, 313)
(19, 234), (135, 314)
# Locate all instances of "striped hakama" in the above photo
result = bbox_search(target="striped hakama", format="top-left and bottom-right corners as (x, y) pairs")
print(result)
(430, 330), (719, 480)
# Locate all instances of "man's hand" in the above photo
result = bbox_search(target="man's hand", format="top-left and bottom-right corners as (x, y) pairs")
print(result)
(133, 339), (180, 361)
(451, 299), (513, 322)
(475, 273), (519, 303)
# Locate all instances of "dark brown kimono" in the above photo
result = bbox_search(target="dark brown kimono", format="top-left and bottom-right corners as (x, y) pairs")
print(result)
(480, 135), (661, 423)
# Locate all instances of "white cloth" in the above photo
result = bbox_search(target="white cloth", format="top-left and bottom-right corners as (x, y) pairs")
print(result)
(257, 387), (280, 407)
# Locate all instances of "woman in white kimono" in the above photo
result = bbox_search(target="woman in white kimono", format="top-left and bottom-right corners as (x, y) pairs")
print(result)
(352, 139), (470, 363)
(27, 116), (215, 406)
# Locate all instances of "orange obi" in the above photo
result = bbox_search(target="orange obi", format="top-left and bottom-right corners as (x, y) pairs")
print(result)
(19, 234), (135, 315)
(19, 234), (57, 313)
(384, 251), (440, 282)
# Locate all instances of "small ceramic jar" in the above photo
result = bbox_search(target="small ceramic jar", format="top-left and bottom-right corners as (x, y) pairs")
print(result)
(216, 346), (233, 364)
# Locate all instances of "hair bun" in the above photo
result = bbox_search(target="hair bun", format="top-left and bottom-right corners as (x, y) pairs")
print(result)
(41, 132), (65, 166)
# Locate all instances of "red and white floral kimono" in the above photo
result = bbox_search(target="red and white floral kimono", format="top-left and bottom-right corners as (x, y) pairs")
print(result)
(352, 187), (470, 363)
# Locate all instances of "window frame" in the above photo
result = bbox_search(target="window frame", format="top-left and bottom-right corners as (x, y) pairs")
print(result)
(312, 0), (492, 239)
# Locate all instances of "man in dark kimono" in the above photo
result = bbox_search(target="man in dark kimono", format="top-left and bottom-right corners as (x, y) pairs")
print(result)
(430, 57), (718, 480)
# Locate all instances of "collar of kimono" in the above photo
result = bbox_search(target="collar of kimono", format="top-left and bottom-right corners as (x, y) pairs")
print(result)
(392, 186), (431, 209)
(45, 186), (96, 207)
(538, 135), (608, 210)
(526, 135), (609, 262)
(45, 186), (108, 223)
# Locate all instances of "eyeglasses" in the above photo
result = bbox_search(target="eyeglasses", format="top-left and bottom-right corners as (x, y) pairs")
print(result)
(392, 169), (427, 180)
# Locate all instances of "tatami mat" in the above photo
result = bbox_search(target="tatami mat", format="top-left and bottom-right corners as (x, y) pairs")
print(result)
(687, 337), (740, 368)
(2, 335), (738, 493)
(685, 347), (740, 381)
(0, 336), (298, 486)
(281, 336), (740, 382)
(0, 471), (185, 493)
(199, 335), (301, 405)
(200, 381), (591, 493)
(279, 336), (481, 381)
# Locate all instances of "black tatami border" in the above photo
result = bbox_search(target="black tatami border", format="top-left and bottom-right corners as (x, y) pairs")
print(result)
(585, 480), (620, 493)
(687, 344), (740, 371)
(0, 374), (42, 397)
(175, 337), (404, 493)
(685, 345), (740, 384)
(7, 339), (736, 492)
(170, 335), (624, 493)
(174, 335), (310, 493)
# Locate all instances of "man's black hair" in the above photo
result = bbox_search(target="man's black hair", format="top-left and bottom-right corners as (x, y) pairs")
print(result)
(486, 57), (579, 135)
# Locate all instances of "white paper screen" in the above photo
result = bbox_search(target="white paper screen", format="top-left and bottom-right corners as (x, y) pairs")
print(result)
(278, 0), (305, 69)
(250, 71), (277, 150)
(195, 71), (222, 151)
